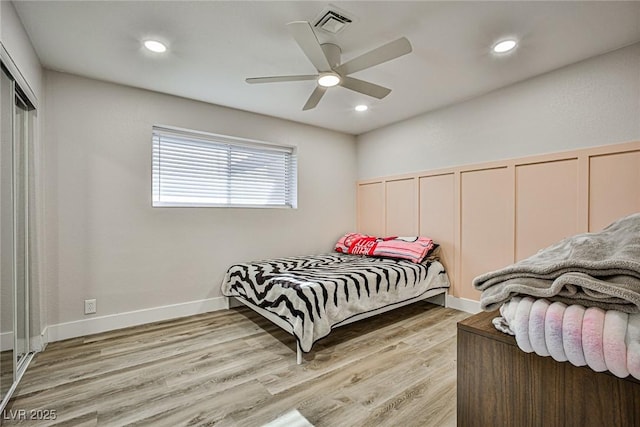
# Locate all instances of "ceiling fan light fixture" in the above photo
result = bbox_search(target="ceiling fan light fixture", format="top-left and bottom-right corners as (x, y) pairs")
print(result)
(492, 39), (517, 54)
(247, 21), (410, 110)
(144, 39), (167, 53)
(317, 73), (341, 87)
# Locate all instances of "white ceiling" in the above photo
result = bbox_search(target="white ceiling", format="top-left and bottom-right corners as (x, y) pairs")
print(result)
(14, 1), (640, 135)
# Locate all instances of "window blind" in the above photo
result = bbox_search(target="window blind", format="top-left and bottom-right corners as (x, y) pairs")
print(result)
(152, 126), (297, 208)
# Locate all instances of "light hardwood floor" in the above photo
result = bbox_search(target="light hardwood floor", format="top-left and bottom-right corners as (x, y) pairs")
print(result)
(4, 302), (470, 427)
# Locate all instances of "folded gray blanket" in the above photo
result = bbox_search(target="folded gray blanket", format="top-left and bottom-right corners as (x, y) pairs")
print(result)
(473, 213), (640, 313)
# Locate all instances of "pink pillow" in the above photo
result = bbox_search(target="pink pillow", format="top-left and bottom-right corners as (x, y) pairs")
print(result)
(335, 233), (435, 263)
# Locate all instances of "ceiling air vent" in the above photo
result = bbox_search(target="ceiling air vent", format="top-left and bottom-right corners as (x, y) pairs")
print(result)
(314, 9), (353, 35)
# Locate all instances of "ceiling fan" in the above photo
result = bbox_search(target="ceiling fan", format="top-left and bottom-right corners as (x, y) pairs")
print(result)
(246, 21), (412, 111)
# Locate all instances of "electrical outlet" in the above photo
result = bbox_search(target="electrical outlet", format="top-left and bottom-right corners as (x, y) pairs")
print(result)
(84, 299), (97, 315)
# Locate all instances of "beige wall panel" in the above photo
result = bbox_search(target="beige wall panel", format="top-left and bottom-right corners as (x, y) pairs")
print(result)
(386, 178), (417, 236)
(357, 182), (385, 236)
(419, 174), (455, 289)
(589, 151), (640, 231)
(358, 141), (640, 305)
(460, 168), (514, 300)
(515, 159), (579, 260)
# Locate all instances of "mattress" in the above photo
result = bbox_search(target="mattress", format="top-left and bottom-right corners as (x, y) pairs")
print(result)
(221, 253), (450, 352)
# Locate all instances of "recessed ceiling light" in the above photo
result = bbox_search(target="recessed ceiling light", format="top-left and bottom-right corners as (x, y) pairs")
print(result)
(318, 72), (341, 87)
(492, 39), (517, 54)
(355, 105), (368, 112)
(144, 40), (167, 53)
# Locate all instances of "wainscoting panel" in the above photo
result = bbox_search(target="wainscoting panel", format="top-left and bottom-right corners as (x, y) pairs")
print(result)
(515, 159), (580, 261)
(385, 178), (418, 235)
(460, 167), (514, 301)
(357, 140), (640, 304)
(357, 181), (385, 236)
(419, 174), (456, 291)
(589, 150), (640, 232)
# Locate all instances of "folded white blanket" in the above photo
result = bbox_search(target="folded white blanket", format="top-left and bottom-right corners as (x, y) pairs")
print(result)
(499, 298), (640, 380)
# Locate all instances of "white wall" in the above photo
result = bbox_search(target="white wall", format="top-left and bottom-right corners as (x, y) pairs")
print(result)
(357, 43), (640, 179)
(44, 71), (356, 326)
(0, 1), (42, 103)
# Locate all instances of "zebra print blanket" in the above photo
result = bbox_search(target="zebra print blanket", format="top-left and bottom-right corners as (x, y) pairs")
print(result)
(221, 253), (450, 352)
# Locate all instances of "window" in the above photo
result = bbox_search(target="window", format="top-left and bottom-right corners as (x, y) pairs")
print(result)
(152, 126), (297, 208)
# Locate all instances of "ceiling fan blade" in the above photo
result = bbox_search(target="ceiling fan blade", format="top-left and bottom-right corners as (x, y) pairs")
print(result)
(341, 76), (391, 99)
(246, 75), (318, 84)
(287, 21), (332, 72)
(302, 86), (327, 110)
(335, 37), (412, 75)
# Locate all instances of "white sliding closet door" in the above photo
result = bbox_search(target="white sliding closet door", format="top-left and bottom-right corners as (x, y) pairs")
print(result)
(0, 66), (16, 404)
(0, 63), (35, 411)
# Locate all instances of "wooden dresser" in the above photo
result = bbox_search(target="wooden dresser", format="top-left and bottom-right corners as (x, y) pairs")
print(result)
(457, 310), (640, 427)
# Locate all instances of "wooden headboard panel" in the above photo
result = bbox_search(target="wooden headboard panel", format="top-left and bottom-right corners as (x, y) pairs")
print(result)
(357, 141), (640, 304)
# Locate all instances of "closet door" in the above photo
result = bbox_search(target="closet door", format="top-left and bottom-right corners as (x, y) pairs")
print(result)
(14, 92), (29, 367)
(0, 67), (16, 400)
(0, 65), (34, 407)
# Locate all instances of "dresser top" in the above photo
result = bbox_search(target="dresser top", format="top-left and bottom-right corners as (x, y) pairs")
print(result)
(457, 309), (517, 346)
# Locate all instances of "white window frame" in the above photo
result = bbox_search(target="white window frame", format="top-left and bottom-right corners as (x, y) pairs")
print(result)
(152, 125), (297, 208)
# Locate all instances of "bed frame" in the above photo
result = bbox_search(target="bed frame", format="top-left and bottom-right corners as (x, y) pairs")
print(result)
(230, 287), (448, 364)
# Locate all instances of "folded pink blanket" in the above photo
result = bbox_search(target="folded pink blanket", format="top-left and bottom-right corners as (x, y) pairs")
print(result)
(582, 307), (607, 372)
(563, 305), (586, 367)
(499, 298), (640, 380)
(627, 314), (640, 379)
(513, 297), (534, 353)
(604, 310), (629, 378)
(530, 299), (550, 357)
(545, 302), (568, 362)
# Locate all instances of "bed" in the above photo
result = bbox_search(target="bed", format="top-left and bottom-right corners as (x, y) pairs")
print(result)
(221, 247), (450, 364)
